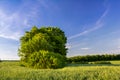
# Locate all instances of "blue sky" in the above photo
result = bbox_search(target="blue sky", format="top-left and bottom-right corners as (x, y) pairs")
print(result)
(0, 0), (120, 60)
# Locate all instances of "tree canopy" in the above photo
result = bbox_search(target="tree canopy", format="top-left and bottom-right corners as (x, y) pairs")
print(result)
(18, 26), (67, 69)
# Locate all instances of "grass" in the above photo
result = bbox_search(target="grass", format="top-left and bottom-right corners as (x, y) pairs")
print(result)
(110, 60), (120, 64)
(0, 60), (120, 80)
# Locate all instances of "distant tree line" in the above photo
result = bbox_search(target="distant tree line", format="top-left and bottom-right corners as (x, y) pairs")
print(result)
(67, 54), (120, 63)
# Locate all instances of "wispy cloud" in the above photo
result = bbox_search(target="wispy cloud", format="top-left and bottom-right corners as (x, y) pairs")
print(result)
(68, 23), (103, 40)
(0, 10), (27, 40)
(96, 7), (109, 25)
(81, 47), (90, 50)
(0, 1), (47, 41)
(118, 47), (120, 49)
(102, 49), (120, 54)
(0, 51), (19, 60)
(66, 43), (72, 49)
(68, 7), (109, 40)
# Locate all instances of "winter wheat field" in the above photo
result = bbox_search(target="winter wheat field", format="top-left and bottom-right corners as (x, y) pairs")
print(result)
(0, 61), (120, 80)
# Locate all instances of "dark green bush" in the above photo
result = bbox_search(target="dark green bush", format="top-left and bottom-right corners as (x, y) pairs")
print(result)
(21, 50), (66, 69)
(71, 61), (88, 64)
(93, 61), (111, 64)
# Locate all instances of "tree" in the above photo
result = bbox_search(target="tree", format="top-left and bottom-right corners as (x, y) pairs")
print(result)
(18, 26), (67, 69)
(39, 27), (67, 56)
(0, 58), (1, 62)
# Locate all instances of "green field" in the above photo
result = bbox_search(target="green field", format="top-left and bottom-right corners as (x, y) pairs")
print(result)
(0, 61), (120, 80)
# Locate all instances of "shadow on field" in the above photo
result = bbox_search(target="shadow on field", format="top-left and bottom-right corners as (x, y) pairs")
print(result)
(66, 64), (120, 67)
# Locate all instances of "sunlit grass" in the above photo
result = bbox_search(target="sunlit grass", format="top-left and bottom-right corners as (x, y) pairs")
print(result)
(110, 60), (120, 64)
(0, 61), (120, 80)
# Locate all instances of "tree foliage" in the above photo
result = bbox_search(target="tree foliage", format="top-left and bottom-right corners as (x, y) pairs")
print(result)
(18, 26), (67, 69)
(27, 50), (66, 69)
(0, 59), (1, 62)
(67, 54), (120, 63)
(39, 27), (67, 56)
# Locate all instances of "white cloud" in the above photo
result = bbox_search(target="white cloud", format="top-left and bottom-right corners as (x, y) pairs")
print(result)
(103, 49), (120, 54)
(0, 32), (21, 40)
(118, 47), (120, 49)
(0, 1), (43, 41)
(66, 43), (72, 49)
(0, 48), (19, 60)
(81, 47), (90, 50)
(68, 7), (109, 40)
(68, 23), (103, 40)
(0, 10), (24, 40)
(0, 0), (55, 41)
(96, 7), (109, 25)
(0, 53), (19, 60)
(0, 0), (59, 41)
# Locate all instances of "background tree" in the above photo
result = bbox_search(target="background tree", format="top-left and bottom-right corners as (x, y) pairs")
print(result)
(18, 26), (67, 69)
(0, 58), (1, 62)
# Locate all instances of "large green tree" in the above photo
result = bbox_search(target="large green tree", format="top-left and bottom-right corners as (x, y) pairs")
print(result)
(39, 27), (67, 56)
(18, 26), (67, 69)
